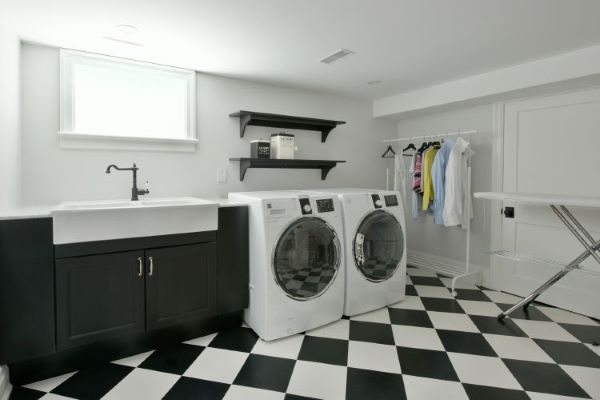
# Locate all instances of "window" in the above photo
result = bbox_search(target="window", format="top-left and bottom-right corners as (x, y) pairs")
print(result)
(59, 50), (196, 151)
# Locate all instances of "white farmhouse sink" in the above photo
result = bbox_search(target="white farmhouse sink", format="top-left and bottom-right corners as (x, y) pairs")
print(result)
(52, 197), (218, 244)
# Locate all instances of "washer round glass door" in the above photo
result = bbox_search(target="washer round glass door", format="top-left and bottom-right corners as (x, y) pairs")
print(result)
(353, 210), (404, 282)
(273, 217), (341, 300)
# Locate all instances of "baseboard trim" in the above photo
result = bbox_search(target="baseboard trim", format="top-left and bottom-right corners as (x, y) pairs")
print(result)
(0, 365), (12, 400)
(407, 250), (493, 288)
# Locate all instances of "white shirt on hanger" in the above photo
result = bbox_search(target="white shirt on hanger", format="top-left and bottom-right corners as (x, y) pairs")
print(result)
(442, 137), (474, 228)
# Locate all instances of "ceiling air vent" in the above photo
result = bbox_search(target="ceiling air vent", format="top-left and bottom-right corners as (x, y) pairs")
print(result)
(319, 49), (355, 64)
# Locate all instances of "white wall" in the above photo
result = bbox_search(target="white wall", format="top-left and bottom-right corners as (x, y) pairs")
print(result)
(20, 43), (396, 206)
(0, 26), (21, 211)
(396, 104), (494, 270)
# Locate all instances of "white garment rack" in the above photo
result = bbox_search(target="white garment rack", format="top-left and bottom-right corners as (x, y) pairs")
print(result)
(385, 130), (480, 296)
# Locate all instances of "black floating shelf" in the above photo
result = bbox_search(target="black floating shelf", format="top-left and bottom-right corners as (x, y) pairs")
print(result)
(229, 110), (346, 142)
(229, 158), (346, 181)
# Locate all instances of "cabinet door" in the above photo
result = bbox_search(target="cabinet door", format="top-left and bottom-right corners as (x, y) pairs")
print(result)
(146, 243), (216, 331)
(56, 251), (145, 350)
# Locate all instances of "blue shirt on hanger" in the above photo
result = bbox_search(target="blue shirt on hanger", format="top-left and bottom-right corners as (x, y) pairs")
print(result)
(431, 138), (455, 225)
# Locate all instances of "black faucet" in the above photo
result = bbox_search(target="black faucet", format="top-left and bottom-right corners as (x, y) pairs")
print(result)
(105, 163), (150, 201)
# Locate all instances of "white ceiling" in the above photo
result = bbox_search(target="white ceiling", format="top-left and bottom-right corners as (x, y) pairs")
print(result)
(3, 0), (600, 100)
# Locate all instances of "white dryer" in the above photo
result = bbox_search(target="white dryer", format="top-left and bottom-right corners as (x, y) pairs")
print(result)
(228, 191), (345, 341)
(307, 189), (406, 316)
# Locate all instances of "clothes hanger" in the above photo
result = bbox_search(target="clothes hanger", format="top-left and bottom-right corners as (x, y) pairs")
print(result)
(381, 144), (396, 158)
(402, 137), (416, 156)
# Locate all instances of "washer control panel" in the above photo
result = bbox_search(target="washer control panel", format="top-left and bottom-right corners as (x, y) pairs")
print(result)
(299, 198), (313, 215)
(371, 194), (383, 208)
(316, 198), (335, 213)
(384, 195), (399, 207)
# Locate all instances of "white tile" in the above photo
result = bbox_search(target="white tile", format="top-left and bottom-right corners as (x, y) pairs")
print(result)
(111, 351), (154, 367)
(526, 392), (589, 400)
(392, 325), (444, 351)
(407, 267), (438, 277)
(457, 300), (503, 317)
(350, 307), (391, 324)
(427, 311), (479, 332)
(440, 277), (479, 290)
(513, 320), (579, 342)
(306, 318), (349, 340)
(102, 368), (179, 400)
(184, 332), (218, 347)
(403, 375), (469, 400)
(24, 372), (76, 392)
(40, 395), (78, 400)
(251, 334), (304, 359)
(286, 360), (346, 400)
(482, 290), (523, 304)
(448, 352), (522, 390)
(347, 341), (401, 374)
(389, 296), (425, 310)
(183, 347), (248, 384)
(414, 285), (454, 299)
(561, 365), (600, 400)
(537, 306), (598, 326)
(483, 334), (554, 363)
(223, 385), (285, 400)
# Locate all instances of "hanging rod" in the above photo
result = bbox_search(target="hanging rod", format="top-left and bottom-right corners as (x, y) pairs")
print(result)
(383, 129), (479, 143)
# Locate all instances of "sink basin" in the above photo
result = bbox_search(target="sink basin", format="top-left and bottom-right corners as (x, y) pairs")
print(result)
(52, 197), (218, 244)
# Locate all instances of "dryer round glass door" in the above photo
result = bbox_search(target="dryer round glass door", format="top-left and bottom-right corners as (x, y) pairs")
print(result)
(353, 210), (404, 282)
(273, 217), (341, 300)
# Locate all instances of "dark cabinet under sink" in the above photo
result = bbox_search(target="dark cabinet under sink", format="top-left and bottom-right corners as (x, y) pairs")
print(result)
(146, 243), (216, 331)
(56, 251), (145, 350)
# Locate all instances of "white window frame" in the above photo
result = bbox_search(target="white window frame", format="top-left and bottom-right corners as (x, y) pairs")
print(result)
(59, 49), (197, 152)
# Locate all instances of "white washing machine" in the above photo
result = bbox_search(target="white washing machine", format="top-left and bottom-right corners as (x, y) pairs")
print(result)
(228, 191), (345, 341)
(307, 189), (407, 316)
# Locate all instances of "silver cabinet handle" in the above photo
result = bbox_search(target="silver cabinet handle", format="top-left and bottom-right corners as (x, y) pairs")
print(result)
(137, 257), (143, 277)
(148, 256), (154, 276)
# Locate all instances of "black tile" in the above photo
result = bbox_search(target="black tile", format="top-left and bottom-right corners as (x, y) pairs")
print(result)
(503, 359), (590, 398)
(559, 323), (600, 345)
(437, 329), (497, 357)
(138, 343), (203, 375)
(346, 367), (406, 400)
(388, 308), (433, 328)
(233, 354), (295, 392)
(285, 395), (320, 400)
(51, 363), (133, 400)
(462, 384), (529, 400)
(163, 377), (229, 400)
(496, 303), (552, 321)
(453, 289), (491, 302)
(421, 297), (465, 313)
(396, 346), (458, 381)
(405, 285), (418, 296)
(349, 321), (395, 345)
(469, 315), (527, 337)
(410, 276), (445, 287)
(535, 339), (600, 368)
(208, 326), (259, 352)
(297, 336), (348, 366)
(8, 387), (45, 400)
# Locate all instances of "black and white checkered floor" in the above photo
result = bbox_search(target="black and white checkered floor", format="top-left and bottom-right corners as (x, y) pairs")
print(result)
(10, 265), (600, 400)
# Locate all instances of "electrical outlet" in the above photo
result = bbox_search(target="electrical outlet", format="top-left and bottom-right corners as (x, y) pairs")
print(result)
(216, 168), (227, 183)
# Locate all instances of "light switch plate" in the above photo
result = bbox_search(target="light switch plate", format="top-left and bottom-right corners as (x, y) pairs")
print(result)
(216, 168), (227, 183)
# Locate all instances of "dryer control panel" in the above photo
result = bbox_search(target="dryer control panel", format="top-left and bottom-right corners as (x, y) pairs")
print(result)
(316, 198), (335, 213)
(371, 194), (383, 209)
(384, 194), (399, 207)
(299, 198), (313, 215)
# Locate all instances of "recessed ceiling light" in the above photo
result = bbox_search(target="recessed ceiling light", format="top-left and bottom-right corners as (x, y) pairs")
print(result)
(367, 80), (381, 85)
(103, 24), (143, 46)
(319, 49), (355, 64)
(116, 24), (139, 35)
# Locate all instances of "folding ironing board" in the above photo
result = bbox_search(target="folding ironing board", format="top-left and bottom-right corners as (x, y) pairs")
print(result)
(474, 192), (600, 320)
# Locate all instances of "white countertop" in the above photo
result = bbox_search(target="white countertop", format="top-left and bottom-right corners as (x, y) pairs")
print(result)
(0, 197), (247, 221)
(474, 192), (600, 208)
